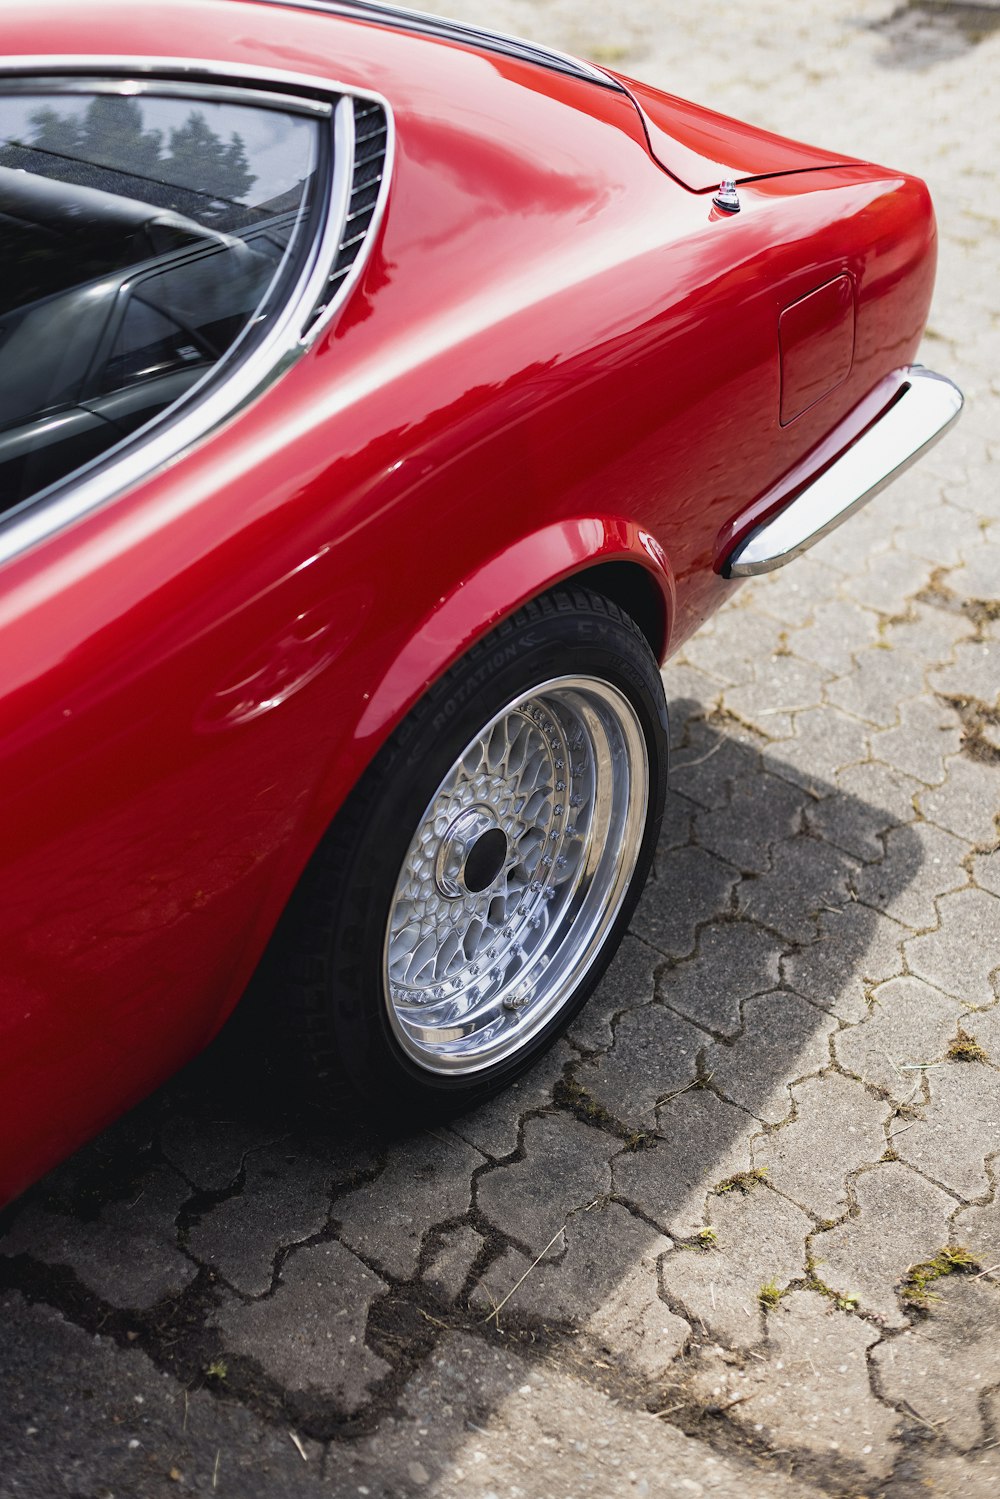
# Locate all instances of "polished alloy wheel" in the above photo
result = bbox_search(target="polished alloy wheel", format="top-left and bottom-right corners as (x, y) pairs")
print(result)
(382, 675), (649, 1073)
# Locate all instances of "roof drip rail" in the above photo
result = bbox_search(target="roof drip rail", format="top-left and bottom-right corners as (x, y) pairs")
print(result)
(251, 0), (624, 89)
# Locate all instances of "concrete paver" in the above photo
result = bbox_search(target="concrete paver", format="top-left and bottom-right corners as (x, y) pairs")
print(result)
(752, 1074), (890, 1221)
(212, 1241), (391, 1412)
(872, 1277), (1000, 1449)
(833, 976), (965, 1104)
(573, 1001), (704, 1130)
(0, 1166), (196, 1311)
(688, 1291), (900, 1480)
(335, 1132), (484, 1279)
(657, 1185), (812, 1350)
(812, 1162), (957, 1327)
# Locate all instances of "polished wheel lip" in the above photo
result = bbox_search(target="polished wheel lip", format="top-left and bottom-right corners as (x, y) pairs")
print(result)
(382, 674), (649, 1076)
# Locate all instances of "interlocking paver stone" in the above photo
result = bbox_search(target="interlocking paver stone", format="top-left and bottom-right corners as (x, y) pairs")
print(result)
(449, 1040), (572, 1159)
(658, 1185), (811, 1349)
(632, 846), (738, 959)
(0, 1166), (195, 1310)
(422, 1224), (485, 1304)
(705, 991), (834, 1125)
(753, 1074), (890, 1220)
(573, 1002), (703, 1130)
(475, 1114), (613, 1255)
(782, 902), (908, 1022)
(805, 760), (922, 864)
(961, 1004), (1000, 1060)
(928, 638), (1000, 705)
(919, 757), (1000, 846)
(768, 706), (871, 798)
(614, 1089), (759, 1240)
(681, 609), (785, 689)
(567, 936), (659, 1053)
(695, 772), (807, 875)
(159, 1116), (274, 1193)
(879, 597), (974, 665)
(834, 976), (964, 1104)
(0, 1292), (328, 1498)
(335, 1131), (482, 1279)
(339, 1331), (808, 1499)
(688, 1291), (900, 1479)
(871, 698), (966, 795)
(872, 1277), (1000, 1449)
(954, 1195), (1000, 1271)
(852, 819), (970, 931)
(813, 1162), (956, 1327)
(475, 1202), (689, 1376)
(892, 1059), (1000, 1200)
(947, 548), (1000, 603)
(974, 849), (1000, 898)
(184, 1139), (341, 1295)
(841, 547), (935, 616)
(742, 555), (831, 625)
(725, 655), (831, 741)
(213, 1241), (390, 1411)
(788, 600), (882, 676)
(656, 785), (700, 856)
(826, 646), (928, 727)
(905, 887), (1000, 1004)
(912, 1451), (1000, 1499)
(667, 721), (761, 810)
(737, 837), (853, 944)
(662, 920), (783, 1036)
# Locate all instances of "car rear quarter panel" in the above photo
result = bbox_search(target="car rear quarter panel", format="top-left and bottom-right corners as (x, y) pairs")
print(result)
(0, 0), (936, 1200)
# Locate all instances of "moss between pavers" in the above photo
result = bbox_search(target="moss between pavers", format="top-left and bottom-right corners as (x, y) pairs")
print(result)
(714, 1168), (767, 1196)
(947, 1027), (989, 1063)
(899, 1246), (980, 1311)
(552, 1078), (655, 1152)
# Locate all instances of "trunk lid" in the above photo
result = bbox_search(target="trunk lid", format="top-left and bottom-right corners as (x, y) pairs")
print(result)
(609, 71), (863, 191)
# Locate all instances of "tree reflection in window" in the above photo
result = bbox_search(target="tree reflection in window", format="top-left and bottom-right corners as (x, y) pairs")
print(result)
(0, 89), (320, 513)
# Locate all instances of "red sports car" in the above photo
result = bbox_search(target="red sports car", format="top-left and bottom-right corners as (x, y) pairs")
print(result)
(0, 0), (961, 1206)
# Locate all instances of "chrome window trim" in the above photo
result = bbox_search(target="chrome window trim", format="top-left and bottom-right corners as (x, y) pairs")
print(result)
(251, 0), (623, 91)
(0, 74), (334, 117)
(0, 58), (395, 569)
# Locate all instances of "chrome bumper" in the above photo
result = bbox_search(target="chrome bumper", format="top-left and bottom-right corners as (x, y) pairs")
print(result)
(723, 366), (964, 578)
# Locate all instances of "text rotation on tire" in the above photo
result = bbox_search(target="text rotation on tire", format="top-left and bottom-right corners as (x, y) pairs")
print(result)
(281, 589), (669, 1116)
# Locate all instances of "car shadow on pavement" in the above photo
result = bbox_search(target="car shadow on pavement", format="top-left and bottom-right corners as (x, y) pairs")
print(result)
(0, 695), (929, 1497)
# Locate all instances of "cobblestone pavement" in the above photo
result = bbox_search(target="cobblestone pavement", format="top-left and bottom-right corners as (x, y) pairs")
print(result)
(2, 2), (999, 1496)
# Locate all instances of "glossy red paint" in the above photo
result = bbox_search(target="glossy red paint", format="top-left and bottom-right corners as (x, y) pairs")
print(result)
(779, 273), (856, 425)
(608, 71), (860, 191)
(0, 0), (940, 1203)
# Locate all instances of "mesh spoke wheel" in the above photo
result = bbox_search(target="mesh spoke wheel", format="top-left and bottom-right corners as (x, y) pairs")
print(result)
(383, 675), (648, 1073)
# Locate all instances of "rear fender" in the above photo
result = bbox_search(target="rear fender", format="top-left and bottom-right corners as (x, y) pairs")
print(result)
(213, 516), (674, 1026)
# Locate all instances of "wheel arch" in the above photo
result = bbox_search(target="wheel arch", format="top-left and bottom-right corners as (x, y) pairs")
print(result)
(212, 515), (674, 1033)
(353, 515), (674, 750)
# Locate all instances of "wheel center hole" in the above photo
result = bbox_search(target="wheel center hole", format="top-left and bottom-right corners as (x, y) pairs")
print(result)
(463, 827), (508, 893)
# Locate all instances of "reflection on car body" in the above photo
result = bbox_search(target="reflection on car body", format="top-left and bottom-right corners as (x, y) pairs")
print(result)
(0, 0), (961, 1208)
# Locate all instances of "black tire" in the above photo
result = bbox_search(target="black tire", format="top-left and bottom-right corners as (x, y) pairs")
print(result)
(277, 587), (668, 1120)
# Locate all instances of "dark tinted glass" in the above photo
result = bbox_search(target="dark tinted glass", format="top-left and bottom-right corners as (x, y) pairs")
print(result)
(0, 89), (321, 514)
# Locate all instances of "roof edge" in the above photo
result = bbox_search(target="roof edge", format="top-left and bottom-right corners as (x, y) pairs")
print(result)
(249, 0), (623, 90)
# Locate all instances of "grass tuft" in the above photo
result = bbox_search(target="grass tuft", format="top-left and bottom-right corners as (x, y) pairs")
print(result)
(758, 1279), (786, 1309)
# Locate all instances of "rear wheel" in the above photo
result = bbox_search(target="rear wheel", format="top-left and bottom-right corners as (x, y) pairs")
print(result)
(280, 588), (668, 1117)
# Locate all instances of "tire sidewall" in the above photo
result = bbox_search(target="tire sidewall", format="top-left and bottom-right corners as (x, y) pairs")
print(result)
(309, 594), (668, 1115)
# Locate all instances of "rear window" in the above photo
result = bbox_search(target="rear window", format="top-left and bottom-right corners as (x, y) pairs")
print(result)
(0, 87), (324, 514)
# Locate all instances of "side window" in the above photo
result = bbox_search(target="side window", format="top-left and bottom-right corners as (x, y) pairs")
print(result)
(0, 86), (323, 514)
